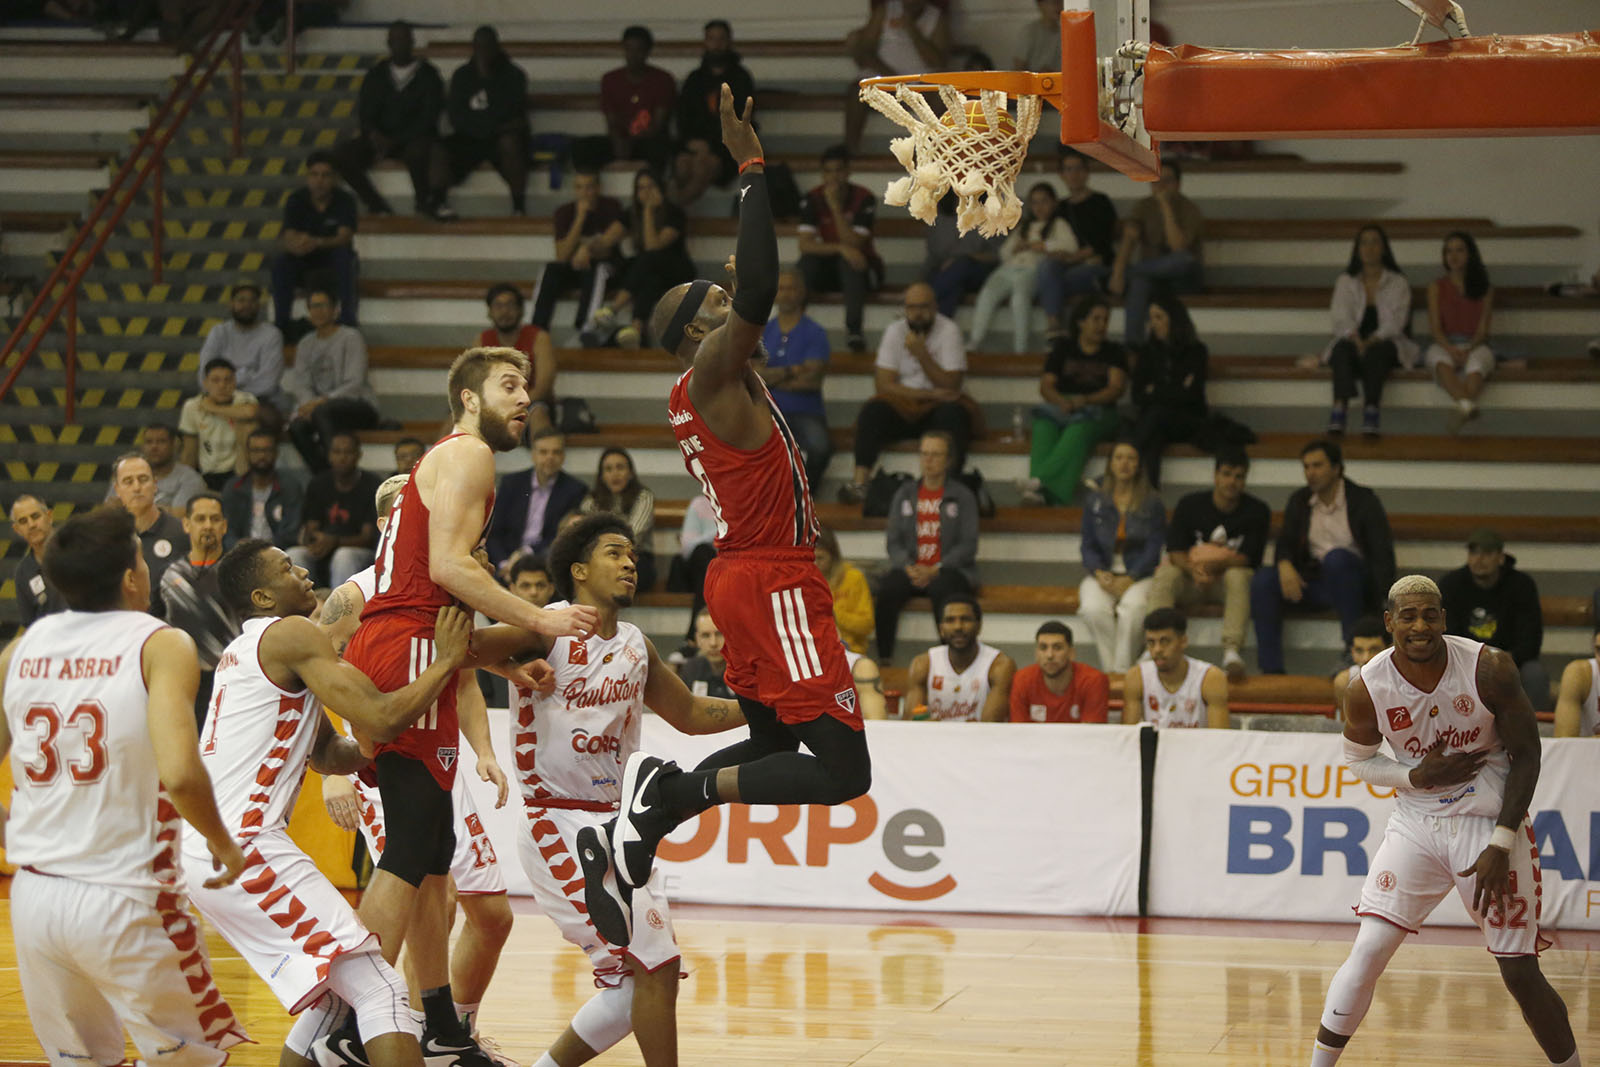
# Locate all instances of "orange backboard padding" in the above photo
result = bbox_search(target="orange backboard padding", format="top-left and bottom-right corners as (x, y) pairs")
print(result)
(1143, 32), (1600, 140)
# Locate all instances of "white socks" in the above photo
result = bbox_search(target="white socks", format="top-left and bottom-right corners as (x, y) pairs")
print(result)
(1310, 1040), (1345, 1066)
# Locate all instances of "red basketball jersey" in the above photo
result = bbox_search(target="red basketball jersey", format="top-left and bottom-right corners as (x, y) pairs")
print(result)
(668, 369), (818, 553)
(362, 432), (494, 623)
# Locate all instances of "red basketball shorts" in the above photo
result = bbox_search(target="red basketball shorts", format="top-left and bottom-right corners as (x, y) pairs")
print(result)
(703, 551), (863, 730)
(344, 610), (462, 790)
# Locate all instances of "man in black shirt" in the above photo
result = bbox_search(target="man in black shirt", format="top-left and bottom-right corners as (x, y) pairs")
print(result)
(1039, 149), (1117, 334)
(111, 453), (190, 618)
(1438, 528), (1550, 710)
(331, 20), (445, 217)
(159, 491), (237, 727)
(673, 19), (756, 204)
(271, 149), (359, 334)
(1147, 446), (1270, 680)
(436, 24), (530, 217)
(286, 431), (379, 589)
(9, 493), (64, 628)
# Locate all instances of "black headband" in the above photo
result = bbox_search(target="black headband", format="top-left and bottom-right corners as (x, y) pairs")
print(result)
(664, 279), (713, 354)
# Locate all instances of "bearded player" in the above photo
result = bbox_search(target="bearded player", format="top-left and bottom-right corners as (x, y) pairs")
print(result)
(578, 86), (871, 935)
(342, 346), (598, 1063)
(1310, 575), (1578, 1067)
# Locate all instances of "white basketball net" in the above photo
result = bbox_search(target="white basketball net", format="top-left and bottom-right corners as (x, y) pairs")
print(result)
(859, 83), (1042, 238)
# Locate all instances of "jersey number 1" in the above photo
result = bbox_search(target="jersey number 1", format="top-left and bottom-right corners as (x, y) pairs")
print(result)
(687, 458), (729, 539)
(22, 701), (109, 785)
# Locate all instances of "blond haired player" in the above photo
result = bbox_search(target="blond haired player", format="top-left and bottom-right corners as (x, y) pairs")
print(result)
(508, 513), (743, 1067)
(1310, 575), (1578, 1067)
(188, 539), (472, 1066)
(0, 507), (249, 1064)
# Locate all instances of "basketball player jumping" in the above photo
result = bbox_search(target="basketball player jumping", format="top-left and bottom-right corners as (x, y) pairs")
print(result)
(0, 507), (249, 1065)
(1310, 575), (1578, 1066)
(581, 85), (872, 931)
(187, 540), (473, 1067)
(341, 347), (599, 1064)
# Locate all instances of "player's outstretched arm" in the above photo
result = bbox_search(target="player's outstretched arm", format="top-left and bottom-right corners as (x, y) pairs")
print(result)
(641, 638), (746, 735)
(143, 628), (246, 889)
(458, 672), (508, 807)
(982, 654), (1017, 722)
(427, 438), (598, 638)
(308, 712), (367, 777)
(1552, 658), (1590, 737)
(1203, 666), (1231, 729)
(266, 607), (472, 743)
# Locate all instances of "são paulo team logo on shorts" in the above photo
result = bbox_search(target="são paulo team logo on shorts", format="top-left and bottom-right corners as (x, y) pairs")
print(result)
(1376, 870), (1397, 892)
(1452, 694), (1475, 717)
(835, 688), (857, 714)
(438, 746), (458, 770)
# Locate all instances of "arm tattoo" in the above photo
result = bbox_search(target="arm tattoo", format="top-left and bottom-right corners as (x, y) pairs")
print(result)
(320, 588), (354, 627)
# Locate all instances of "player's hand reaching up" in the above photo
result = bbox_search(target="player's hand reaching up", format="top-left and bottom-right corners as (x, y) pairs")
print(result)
(204, 836), (248, 890)
(433, 606), (474, 669)
(719, 83), (762, 166)
(534, 602), (600, 640)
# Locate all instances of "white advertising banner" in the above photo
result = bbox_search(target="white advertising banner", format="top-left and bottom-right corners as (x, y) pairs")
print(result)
(464, 712), (1143, 916)
(1148, 730), (1600, 931)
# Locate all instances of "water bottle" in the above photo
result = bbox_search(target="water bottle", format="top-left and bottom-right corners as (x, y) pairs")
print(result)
(1010, 405), (1025, 442)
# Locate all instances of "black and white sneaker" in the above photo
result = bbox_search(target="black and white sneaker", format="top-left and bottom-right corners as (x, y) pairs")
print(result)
(313, 1032), (371, 1067)
(421, 1029), (496, 1067)
(612, 752), (679, 888)
(576, 823), (632, 947)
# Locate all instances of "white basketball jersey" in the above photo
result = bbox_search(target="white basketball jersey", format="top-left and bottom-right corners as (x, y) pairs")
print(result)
(1580, 659), (1600, 737)
(346, 566), (376, 603)
(513, 604), (648, 807)
(925, 642), (1001, 722)
(1361, 635), (1508, 819)
(3, 610), (179, 903)
(198, 617), (324, 837)
(1138, 657), (1212, 728)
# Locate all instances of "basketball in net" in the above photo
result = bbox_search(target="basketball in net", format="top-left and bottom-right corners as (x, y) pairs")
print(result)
(859, 83), (1041, 237)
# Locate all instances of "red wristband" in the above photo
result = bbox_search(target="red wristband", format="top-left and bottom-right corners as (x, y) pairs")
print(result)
(738, 156), (765, 175)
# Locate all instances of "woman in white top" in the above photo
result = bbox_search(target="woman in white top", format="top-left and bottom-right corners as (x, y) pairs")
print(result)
(1320, 225), (1419, 439)
(579, 446), (657, 589)
(968, 183), (1077, 353)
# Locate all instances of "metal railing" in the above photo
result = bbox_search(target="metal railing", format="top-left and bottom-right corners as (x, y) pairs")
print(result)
(0, 0), (264, 422)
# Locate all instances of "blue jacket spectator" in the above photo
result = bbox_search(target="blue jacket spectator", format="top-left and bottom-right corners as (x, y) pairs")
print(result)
(759, 270), (833, 489)
(219, 431), (303, 549)
(1077, 441), (1167, 673)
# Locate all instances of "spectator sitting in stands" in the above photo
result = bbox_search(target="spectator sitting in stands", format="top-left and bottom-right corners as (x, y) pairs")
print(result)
(814, 525), (873, 655)
(578, 447), (657, 590)
(159, 490), (236, 727)
(330, 20), (444, 217)
(798, 145), (883, 353)
(486, 426), (587, 572)
(1425, 230), (1496, 432)
(9, 494), (63, 629)
(1039, 150), (1116, 336)
(111, 452), (189, 617)
(874, 430), (979, 662)
(1124, 607), (1230, 728)
(436, 25), (530, 217)
(198, 279), (289, 420)
(904, 595), (1016, 721)
(180, 359), (259, 491)
(678, 609), (735, 700)
(479, 284), (555, 433)
(1128, 294), (1208, 488)
(1107, 160), (1203, 346)
(287, 430), (379, 589)
(220, 430), (303, 550)
(580, 169), (696, 349)
(1331, 614), (1389, 721)
(102, 423), (206, 515)
(1078, 440), (1166, 674)
(272, 150), (358, 340)
(1147, 446), (1268, 681)
(667, 492), (718, 649)
(1438, 528), (1549, 711)
(508, 554), (554, 607)
(923, 192), (1002, 319)
(758, 270), (833, 489)
(1009, 621), (1110, 723)
(392, 436), (425, 476)
(968, 183), (1073, 354)
(839, 282), (972, 504)
(1013, 0), (1063, 72)
(531, 170), (626, 336)
(1251, 438), (1396, 674)
(673, 19), (755, 206)
(1021, 293), (1127, 506)
(578, 24), (676, 173)
(1553, 623), (1600, 737)
(843, 0), (950, 155)
(284, 282), (378, 472)
(1320, 224), (1418, 439)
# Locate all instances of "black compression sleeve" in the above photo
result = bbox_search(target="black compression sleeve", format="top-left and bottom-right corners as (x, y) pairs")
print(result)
(731, 170), (778, 326)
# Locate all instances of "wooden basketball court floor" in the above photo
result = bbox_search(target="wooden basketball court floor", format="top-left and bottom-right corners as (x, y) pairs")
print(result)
(2, 893), (1596, 1066)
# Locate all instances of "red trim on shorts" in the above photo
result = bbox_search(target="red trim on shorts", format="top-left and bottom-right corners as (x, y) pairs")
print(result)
(523, 808), (629, 974)
(716, 547), (815, 561)
(453, 889), (508, 897)
(1353, 907), (1420, 935)
(534, 795), (618, 812)
(155, 891), (250, 1049)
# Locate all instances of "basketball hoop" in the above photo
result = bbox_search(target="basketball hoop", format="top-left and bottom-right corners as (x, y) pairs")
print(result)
(858, 78), (1044, 238)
